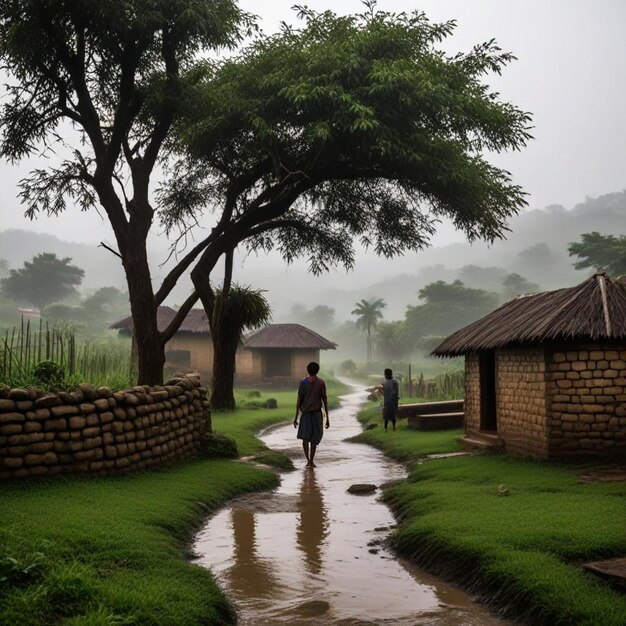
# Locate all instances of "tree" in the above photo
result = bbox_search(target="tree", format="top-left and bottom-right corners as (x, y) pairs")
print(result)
(502, 272), (539, 298)
(160, 4), (531, 387)
(352, 298), (386, 362)
(210, 283), (271, 411)
(289, 304), (336, 334)
(0, 0), (249, 384)
(81, 287), (129, 323)
(405, 280), (499, 346)
(375, 320), (408, 359)
(568, 232), (626, 276)
(1, 253), (84, 310)
(0, 259), (8, 280)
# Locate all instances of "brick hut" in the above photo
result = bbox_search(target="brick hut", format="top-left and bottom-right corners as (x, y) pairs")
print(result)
(432, 273), (626, 459)
(237, 324), (336, 383)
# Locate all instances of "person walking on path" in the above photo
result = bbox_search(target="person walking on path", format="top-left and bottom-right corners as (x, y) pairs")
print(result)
(382, 368), (400, 432)
(294, 362), (330, 468)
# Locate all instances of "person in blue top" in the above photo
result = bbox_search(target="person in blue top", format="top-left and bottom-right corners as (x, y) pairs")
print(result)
(293, 362), (330, 468)
(382, 368), (400, 432)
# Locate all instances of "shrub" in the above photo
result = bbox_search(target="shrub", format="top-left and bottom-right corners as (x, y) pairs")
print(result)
(246, 390), (261, 398)
(32, 360), (65, 386)
(262, 398), (278, 409)
(340, 359), (357, 375)
(199, 432), (238, 459)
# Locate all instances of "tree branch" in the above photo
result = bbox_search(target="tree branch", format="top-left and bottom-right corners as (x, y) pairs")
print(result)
(98, 241), (122, 259)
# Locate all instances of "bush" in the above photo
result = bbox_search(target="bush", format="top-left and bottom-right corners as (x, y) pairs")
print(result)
(262, 398), (278, 409)
(242, 401), (261, 410)
(199, 432), (238, 459)
(32, 360), (65, 386)
(246, 390), (261, 398)
(340, 359), (357, 375)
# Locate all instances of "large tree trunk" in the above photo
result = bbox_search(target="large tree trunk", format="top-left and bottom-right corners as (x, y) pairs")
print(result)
(209, 251), (236, 411)
(210, 325), (238, 410)
(122, 237), (165, 385)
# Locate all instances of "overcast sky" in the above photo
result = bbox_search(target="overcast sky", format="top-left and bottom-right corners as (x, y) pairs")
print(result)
(1, 0), (625, 267)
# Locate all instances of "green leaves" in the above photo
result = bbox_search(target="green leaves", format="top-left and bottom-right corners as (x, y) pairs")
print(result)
(164, 3), (531, 275)
(568, 232), (626, 276)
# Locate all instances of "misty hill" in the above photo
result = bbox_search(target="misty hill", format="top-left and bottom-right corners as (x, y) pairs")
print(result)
(0, 229), (127, 293)
(276, 190), (626, 321)
(2, 189), (624, 321)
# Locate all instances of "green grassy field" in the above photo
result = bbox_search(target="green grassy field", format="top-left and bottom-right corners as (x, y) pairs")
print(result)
(0, 380), (347, 625)
(356, 401), (626, 625)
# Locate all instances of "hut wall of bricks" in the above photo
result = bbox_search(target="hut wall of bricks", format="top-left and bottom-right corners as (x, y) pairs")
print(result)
(465, 349), (550, 457)
(496, 348), (550, 457)
(0, 375), (210, 480)
(465, 344), (626, 458)
(464, 353), (481, 433)
(546, 343), (626, 457)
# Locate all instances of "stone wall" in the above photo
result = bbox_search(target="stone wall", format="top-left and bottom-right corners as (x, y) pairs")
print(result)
(0, 375), (210, 480)
(546, 344), (626, 456)
(496, 348), (549, 457)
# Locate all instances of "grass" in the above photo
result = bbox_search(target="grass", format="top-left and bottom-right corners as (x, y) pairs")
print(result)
(0, 378), (348, 625)
(0, 460), (277, 625)
(350, 402), (464, 462)
(355, 401), (626, 625)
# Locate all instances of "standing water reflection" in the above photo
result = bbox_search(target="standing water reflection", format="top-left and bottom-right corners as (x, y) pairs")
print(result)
(194, 383), (505, 625)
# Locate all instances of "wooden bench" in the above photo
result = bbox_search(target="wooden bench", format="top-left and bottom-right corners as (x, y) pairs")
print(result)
(399, 399), (464, 431)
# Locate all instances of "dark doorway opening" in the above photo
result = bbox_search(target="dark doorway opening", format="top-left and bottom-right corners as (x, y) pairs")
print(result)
(479, 351), (497, 432)
(265, 350), (292, 377)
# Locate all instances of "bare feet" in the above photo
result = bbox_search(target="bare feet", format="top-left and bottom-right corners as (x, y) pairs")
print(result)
(306, 461), (316, 468)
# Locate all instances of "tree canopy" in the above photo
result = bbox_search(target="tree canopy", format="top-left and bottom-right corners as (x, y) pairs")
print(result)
(352, 297), (386, 362)
(404, 280), (499, 344)
(568, 232), (626, 277)
(502, 272), (539, 298)
(0, 0), (250, 383)
(0, 253), (84, 310)
(160, 3), (531, 324)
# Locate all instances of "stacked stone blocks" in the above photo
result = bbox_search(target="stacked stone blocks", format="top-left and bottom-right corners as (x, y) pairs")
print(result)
(546, 344), (626, 456)
(464, 344), (626, 458)
(0, 374), (210, 480)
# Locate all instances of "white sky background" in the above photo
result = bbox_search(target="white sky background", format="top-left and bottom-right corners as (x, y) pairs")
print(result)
(0, 0), (625, 298)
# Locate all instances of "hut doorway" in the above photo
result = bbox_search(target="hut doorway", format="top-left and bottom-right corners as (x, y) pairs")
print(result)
(265, 350), (292, 377)
(479, 351), (498, 432)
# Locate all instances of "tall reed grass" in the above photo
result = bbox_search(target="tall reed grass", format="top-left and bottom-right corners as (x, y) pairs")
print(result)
(0, 318), (134, 390)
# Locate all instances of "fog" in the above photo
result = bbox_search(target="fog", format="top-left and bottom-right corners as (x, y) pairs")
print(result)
(0, 0), (624, 345)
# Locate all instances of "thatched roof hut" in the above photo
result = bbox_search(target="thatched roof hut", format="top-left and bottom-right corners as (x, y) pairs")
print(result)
(111, 307), (209, 334)
(244, 324), (337, 350)
(433, 274), (626, 459)
(433, 274), (626, 357)
(111, 311), (336, 383)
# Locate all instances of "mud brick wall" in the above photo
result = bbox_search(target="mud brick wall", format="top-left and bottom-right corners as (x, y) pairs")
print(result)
(0, 375), (210, 480)
(496, 348), (549, 458)
(547, 344), (626, 456)
(464, 354), (481, 433)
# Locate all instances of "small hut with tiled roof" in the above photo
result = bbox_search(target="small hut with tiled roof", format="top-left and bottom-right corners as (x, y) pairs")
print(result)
(111, 311), (336, 384)
(237, 323), (336, 382)
(433, 273), (626, 458)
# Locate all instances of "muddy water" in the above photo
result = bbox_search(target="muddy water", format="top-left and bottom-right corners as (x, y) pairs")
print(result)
(194, 384), (505, 625)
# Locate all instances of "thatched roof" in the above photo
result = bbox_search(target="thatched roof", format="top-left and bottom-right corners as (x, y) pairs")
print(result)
(433, 274), (626, 357)
(244, 324), (336, 350)
(111, 307), (209, 334)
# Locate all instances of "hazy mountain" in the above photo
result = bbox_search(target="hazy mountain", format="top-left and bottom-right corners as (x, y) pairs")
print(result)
(1, 189), (624, 322)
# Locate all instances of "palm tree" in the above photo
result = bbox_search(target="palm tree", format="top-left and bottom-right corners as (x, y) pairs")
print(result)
(211, 285), (272, 410)
(351, 298), (386, 363)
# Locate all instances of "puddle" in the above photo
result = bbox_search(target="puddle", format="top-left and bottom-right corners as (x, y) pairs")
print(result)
(194, 383), (506, 625)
